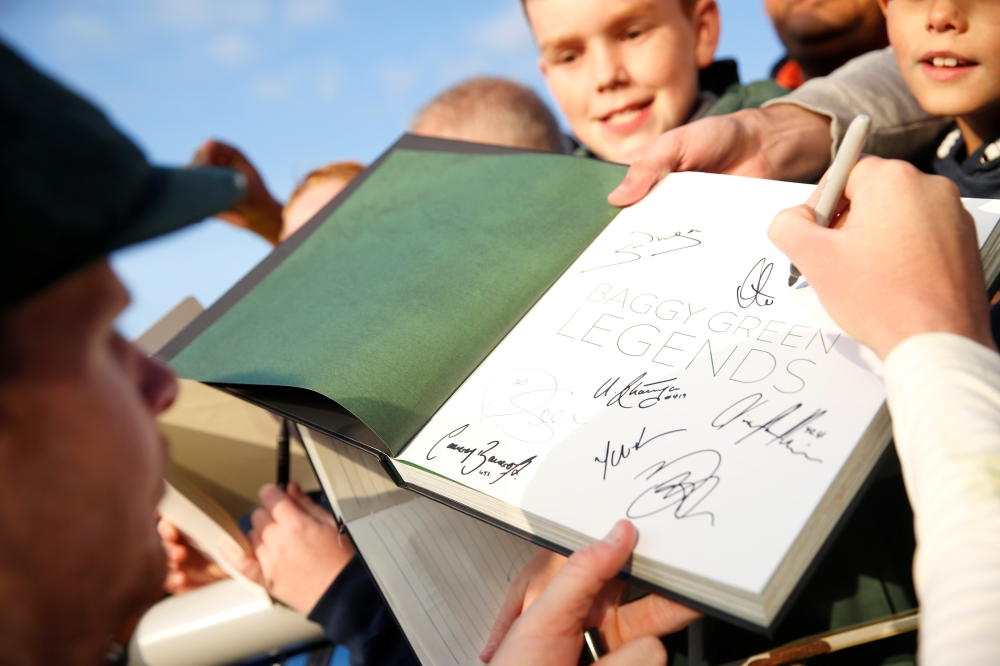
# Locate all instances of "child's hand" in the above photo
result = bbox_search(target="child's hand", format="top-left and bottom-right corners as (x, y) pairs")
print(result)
(189, 139), (284, 245)
(158, 519), (229, 594)
(223, 482), (355, 614)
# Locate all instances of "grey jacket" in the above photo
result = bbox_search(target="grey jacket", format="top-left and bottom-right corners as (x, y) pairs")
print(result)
(763, 47), (952, 162)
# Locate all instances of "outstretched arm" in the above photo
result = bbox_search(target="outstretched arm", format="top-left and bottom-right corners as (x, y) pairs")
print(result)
(763, 48), (951, 162)
(608, 105), (834, 206)
(609, 48), (951, 208)
(190, 140), (284, 245)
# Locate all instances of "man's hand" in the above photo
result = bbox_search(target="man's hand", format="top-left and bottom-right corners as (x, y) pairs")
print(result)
(190, 140), (284, 245)
(481, 542), (700, 663)
(608, 105), (833, 207)
(220, 482), (355, 614)
(158, 519), (229, 594)
(488, 521), (672, 666)
(769, 157), (995, 359)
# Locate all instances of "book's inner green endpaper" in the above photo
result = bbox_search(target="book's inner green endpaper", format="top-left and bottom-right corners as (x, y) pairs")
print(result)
(170, 149), (627, 455)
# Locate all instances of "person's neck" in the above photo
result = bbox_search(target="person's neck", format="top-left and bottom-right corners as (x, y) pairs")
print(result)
(957, 100), (1000, 156)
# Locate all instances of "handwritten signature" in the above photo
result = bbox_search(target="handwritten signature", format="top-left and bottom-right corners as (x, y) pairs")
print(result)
(594, 373), (687, 409)
(426, 424), (536, 485)
(711, 393), (826, 462)
(594, 426), (687, 480)
(736, 258), (775, 308)
(582, 230), (702, 273)
(481, 369), (584, 443)
(627, 451), (721, 525)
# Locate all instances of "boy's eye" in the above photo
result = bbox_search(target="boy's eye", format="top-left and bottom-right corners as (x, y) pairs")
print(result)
(624, 26), (644, 40)
(556, 50), (579, 64)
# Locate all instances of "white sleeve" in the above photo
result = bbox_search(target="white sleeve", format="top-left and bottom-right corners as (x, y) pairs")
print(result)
(762, 47), (953, 162)
(884, 333), (1000, 665)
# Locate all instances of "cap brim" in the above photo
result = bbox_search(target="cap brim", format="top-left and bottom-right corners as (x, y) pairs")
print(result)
(103, 166), (247, 252)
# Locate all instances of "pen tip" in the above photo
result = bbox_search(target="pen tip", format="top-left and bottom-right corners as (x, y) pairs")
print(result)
(788, 275), (797, 287)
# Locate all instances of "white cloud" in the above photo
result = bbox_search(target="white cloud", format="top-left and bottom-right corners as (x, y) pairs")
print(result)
(286, 0), (338, 26)
(209, 33), (254, 67)
(153, 0), (268, 30)
(378, 62), (421, 96)
(57, 13), (125, 54)
(252, 68), (300, 101)
(470, 5), (534, 54)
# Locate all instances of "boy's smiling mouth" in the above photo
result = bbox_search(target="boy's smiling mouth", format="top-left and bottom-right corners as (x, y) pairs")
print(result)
(920, 50), (978, 81)
(598, 99), (654, 134)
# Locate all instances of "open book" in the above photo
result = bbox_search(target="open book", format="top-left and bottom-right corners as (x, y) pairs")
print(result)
(159, 135), (1000, 629)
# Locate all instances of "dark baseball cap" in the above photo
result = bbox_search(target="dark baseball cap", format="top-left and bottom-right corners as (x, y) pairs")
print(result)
(0, 41), (247, 308)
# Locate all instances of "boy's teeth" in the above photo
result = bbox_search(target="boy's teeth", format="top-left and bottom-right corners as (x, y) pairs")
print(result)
(932, 56), (960, 67)
(607, 108), (641, 124)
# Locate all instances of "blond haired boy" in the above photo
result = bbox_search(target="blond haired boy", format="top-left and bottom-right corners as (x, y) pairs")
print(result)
(523, 0), (792, 165)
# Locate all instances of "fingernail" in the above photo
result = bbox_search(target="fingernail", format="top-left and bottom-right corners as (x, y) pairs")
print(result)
(603, 520), (627, 546)
(479, 643), (497, 661)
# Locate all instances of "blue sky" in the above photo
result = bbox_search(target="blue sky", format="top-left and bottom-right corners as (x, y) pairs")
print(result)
(0, 0), (784, 338)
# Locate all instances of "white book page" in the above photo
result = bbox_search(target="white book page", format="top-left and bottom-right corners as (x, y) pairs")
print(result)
(349, 497), (536, 666)
(398, 172), (889, 595)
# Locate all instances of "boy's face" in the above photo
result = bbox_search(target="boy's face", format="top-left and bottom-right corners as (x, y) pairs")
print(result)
(882, 0), (1000, 119)
(527, 0), (719, 163)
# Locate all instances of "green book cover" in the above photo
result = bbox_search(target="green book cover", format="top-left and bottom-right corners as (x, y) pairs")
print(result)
(170, 147), (626, 455)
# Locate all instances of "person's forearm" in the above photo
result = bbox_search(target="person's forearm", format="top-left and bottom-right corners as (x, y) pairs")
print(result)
(884, 333), (1000, 665)
(764, 47), (953, 162)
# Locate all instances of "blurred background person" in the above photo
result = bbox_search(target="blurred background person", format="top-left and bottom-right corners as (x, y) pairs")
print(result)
(281, 161), (366, 240)
(190, 140), (364, 245)
(765, 0), (888, 89)
(410, 76), (564, 152)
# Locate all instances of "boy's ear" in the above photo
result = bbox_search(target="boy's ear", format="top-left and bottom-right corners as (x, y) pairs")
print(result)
(692, 0), (721, 70)
(538, 55), (549, 80)
(876, 0), (888, 16)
